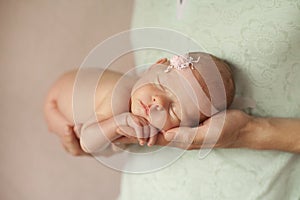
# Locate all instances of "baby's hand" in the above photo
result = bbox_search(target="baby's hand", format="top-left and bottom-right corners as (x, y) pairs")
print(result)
(115, 112), (159, 146)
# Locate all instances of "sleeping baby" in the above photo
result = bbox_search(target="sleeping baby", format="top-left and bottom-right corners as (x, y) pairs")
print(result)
(44, 52), (235, 154)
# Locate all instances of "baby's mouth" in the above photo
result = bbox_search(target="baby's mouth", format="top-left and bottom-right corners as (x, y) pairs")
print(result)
(148, 105), (167, 130)
(139, 100), (150, 116)
(138, 100), (167, 130)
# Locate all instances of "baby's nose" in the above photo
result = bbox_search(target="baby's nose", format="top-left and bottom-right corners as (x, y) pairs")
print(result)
(151, 95), (169, 108)
(149, 104), (167, 130)
(149, 104), (163, 111)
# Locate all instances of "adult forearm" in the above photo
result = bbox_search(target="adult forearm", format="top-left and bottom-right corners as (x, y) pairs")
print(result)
(242, 117), (300, 153)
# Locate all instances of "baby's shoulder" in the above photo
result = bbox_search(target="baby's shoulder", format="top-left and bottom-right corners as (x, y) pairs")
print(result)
(95, 70), (138, 118)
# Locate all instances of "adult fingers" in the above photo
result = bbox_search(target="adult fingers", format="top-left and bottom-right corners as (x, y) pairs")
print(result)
(61, 129), (89, 156)
(164, 127), (198, 143)
(113, 136), (139, 144)
(152, 133), (170, 146)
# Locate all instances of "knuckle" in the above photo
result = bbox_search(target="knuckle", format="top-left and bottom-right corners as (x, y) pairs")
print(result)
(191, 138), (199, 146)
(187, 145), (196, 150)
(47, 126), (54, 133)
(132, 116), (140, 123)
(70, 150), (81, 156)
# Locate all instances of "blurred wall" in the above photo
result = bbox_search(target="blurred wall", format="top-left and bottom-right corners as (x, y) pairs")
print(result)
(0, 0), (134, 199)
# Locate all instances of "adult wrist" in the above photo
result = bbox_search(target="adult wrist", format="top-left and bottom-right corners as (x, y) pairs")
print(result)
(239, 116), (271, 150)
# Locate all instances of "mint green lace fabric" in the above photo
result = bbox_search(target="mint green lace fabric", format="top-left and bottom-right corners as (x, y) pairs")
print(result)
(118, 1), (300, 199)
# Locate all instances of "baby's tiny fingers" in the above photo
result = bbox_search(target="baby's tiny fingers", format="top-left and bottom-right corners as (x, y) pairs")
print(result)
(147, 134), (158, 147)
(150, 126), (159, 137)
(132, 126), (144, 146)
(143, 125), (150, 139)
(113, 136), (139, 144)
(117, 125), (136, 138)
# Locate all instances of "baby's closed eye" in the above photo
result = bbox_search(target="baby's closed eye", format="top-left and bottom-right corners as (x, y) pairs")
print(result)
(169, 102), (181, 121)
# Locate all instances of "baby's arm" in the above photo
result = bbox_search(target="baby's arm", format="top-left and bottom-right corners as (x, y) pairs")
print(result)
(78, 113), (158, 153)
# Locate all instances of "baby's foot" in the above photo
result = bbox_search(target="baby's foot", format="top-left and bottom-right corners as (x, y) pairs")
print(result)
(73, 124), (83, 138)
(64, 125), (73, 135)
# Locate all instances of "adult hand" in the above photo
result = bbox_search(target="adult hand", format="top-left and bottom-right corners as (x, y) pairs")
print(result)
(113, 109), (300, 153)
(114, 110), (253, 150)
(165, 110), (300, 153)
(163, 110), (253, 150)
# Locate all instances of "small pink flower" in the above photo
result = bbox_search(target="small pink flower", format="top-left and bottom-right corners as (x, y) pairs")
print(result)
(164, 54), (200, 73)
(170, 55), (189, 69)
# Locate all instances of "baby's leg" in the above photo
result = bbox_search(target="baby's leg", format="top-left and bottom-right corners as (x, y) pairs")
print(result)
(44, 77), (74, 136)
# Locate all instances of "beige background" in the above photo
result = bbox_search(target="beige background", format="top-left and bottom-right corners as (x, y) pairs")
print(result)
(0, 0), (135, 199)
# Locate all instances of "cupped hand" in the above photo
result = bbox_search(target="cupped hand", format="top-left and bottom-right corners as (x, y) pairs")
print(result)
(113, 110), (253, 150)
(163, 110), (253, 150)
(115, 112), (159, 146)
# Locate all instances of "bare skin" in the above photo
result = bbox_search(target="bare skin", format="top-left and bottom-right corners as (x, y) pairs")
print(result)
(44, 68), (138, 156)
(45, 55), (300, 155)
(116, 110), (300, 154)
(43, 54), (238, 155)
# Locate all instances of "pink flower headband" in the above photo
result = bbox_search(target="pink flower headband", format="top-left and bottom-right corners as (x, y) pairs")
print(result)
(164, 54), (200, 73)
(162, 53), (220, 117)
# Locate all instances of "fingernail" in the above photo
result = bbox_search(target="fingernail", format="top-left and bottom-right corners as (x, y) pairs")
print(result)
(147, 142), (153, 147)
(139, 141), (144, 146)
(165, 132), (175, 141)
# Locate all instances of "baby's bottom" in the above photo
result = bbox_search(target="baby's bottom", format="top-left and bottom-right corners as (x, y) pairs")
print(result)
(49, 69), (107, 123)
(45, 69), (106, 136)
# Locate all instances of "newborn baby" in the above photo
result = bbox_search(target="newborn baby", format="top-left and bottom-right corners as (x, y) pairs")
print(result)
(44, 52), (235, 154)
(131, 52), (235, 131)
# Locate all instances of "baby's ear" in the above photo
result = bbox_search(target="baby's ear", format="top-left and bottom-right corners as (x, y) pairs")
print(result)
(155, 58), (168, 64)
(146, 58), (169, 72)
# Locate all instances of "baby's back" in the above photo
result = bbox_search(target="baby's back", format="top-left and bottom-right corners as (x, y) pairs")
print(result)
(53, 68), (135, 124)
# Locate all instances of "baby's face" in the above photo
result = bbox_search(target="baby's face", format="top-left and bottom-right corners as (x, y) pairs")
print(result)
(130, 62), (205, 131)
(131, 83), (181, 131)
(131, 53), (234, 132)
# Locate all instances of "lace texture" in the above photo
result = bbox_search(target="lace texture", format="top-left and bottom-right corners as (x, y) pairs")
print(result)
(119, 0), (300, 199)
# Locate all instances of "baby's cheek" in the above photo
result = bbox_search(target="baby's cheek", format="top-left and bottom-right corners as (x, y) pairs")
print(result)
(131, 100), (142, 116)
(149, 107), (167, 130)
(161, 117), (180, 131)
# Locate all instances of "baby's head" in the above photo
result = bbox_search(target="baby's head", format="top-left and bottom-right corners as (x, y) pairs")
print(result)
(130, 52), (235, 131)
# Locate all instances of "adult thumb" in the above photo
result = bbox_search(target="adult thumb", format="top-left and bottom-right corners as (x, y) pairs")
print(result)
(164, 131), (176, 141)
(164, 127), (198, 144)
